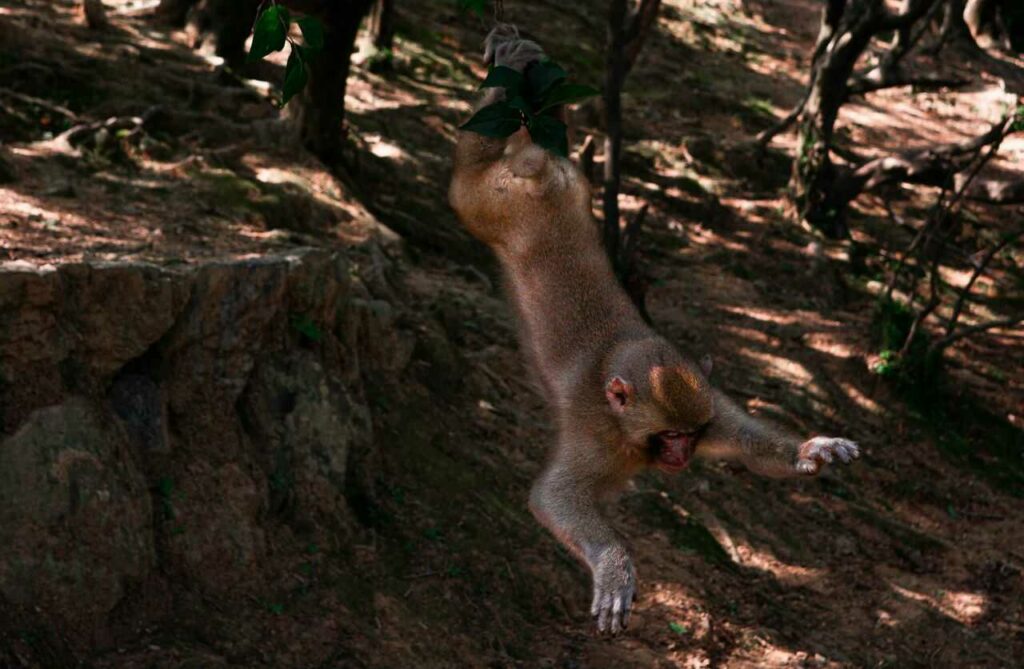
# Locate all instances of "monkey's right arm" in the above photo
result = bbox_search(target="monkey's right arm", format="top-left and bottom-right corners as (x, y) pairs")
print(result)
(529, 445), (637, 634)
(696, 390), (859, 478)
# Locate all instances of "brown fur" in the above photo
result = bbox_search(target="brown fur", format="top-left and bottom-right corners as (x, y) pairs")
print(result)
(448, 26), (858, 633)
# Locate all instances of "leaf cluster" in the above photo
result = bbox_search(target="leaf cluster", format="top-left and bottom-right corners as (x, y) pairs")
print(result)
(459, 62), (598, 157)
(456, 0), (488, 17)
(248, 4), (325, 106)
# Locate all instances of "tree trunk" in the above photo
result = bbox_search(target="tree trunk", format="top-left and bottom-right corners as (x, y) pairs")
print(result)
(186, 0), (260, 69)
(368, 0), (396, 73)
(156, 0), (196, 27)
(289, 1), (374, 164)
(933, 0), (972, 50)
(602, 0), (660, 268)
(790, 0), (865, 238)
(83, 0), (109, 29)
(963, 0), (1001, 48)
(999, 0), (1024, 51)
(602, 0), (628, 266)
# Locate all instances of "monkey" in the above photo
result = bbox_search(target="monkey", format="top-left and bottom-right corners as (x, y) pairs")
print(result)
(448, 25), (860, 634)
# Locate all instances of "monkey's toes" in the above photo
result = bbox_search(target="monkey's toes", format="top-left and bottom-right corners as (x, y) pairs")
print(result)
(493, 40), (546, 72)
(482, 23), (519, 63)
(592, 587), (634, 634)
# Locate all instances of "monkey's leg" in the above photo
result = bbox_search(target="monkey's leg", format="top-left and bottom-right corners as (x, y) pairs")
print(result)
(529, 440), (637, 634)
(696, 389), (859, 478)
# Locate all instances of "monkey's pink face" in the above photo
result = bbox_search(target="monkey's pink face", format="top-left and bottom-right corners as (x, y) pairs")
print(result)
(648, 430), (701, 473)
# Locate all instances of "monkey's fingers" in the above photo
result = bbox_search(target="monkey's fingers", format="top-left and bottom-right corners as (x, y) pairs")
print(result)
(594, 591), (613, 632)
(797, 437), (860, 475)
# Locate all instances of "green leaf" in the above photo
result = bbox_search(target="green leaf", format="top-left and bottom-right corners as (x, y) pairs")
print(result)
(248, 5), (290, 63)
(507, 95), (532, 117)
(538, 83), (600, 112)
(291, 313), (322, 341)
(280, 48), (309, 106)
(525, 60), (567, 105)
(527, 114), (568, 157)
(457, 0), (487, 16)
(296, 16), (325, 50)
(459, 101), (524, 138)
(481, 66), (525, 96)
(669, 621), (688, 635)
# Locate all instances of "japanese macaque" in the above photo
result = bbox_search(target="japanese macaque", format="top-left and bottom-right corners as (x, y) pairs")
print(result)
(448, 25), (859, 634)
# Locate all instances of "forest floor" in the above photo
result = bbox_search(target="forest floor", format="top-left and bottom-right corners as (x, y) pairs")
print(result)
(2, 0), (1024, 667)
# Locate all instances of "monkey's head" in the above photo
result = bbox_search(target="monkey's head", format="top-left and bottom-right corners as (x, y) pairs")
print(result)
(604, 348), (714, 473)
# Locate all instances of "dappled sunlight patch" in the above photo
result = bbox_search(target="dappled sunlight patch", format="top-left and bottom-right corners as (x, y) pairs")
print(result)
(741, 344), (811, 385)
(719, 323), (777, 345)
(802, 332), (857, 360)
(838, 380), (883, 414)
(734, 541), (829, 590)
(720, 304), (843, 330)
(646, 581), (698, 611)
(889, 582), (988, 626)
(688, 223), (749, 253)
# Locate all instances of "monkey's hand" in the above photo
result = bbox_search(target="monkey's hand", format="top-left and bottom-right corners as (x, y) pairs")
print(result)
(590, 544), (637, 634)
(483, 24), (545, 72)
(795, 436), (860, 475)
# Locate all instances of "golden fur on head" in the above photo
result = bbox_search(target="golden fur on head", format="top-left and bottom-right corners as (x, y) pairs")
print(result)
(605, 338), (714, 445)
(649, 364), (714, 429)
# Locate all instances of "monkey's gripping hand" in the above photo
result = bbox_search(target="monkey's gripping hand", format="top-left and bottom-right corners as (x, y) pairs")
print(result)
(795, 436), (860, 475)
(590, 544), (637, 634)
(483, 23), (545, 72)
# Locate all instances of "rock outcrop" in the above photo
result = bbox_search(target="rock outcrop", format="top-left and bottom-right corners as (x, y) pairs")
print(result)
(0, 246), (414, 655)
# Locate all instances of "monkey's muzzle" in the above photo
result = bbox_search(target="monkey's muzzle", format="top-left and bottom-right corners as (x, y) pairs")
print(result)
(650, 431), (698, 473)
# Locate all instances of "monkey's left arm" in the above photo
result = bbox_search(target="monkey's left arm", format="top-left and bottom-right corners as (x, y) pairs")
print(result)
(695, 390), (859, 478)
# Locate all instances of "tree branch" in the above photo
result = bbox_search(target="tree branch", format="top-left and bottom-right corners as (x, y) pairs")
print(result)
(755, 99), (804, 147)
(956, 175), (1024, 204)
(879, 0), (940, 31)
(835, 114), (1017, 201)
(756, 0), (844, 146)
(848, 74), (970, 96)
(932, 314), (1024, 351)
(944, 229), (1024, 336)
(622, 0), (662, 76)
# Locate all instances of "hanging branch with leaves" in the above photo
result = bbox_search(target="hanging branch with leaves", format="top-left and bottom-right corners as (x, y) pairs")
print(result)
(247, 3), (325, 106)
(459, 62), (598, 157)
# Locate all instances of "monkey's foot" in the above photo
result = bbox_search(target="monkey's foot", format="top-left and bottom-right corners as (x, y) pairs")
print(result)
(483, 24), (545, 72)
(590, 546), (637, 634)
(796, 437), (860, 475)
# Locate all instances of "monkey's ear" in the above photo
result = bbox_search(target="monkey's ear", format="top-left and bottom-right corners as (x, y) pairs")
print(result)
(699, 354), (713, 378)
(605, 376), (634, 413)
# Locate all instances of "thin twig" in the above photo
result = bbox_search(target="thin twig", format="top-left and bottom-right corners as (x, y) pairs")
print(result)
(944, 229), (1023, 337)
(899, 118), (1012, 356)
(933, 314), (1024, 351)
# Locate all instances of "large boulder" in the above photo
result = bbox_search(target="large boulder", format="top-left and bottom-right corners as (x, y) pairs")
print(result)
(0, 399), (154, 646)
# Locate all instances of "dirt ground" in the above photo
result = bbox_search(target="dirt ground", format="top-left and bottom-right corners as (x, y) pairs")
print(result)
(1, 0), (1023, 667)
